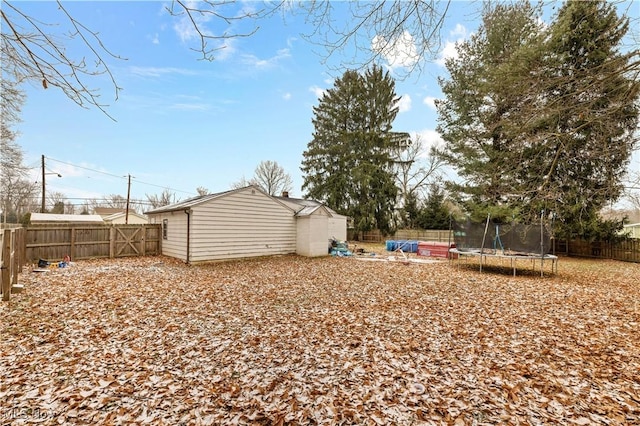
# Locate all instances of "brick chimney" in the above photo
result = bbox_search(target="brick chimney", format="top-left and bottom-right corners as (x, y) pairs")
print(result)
(282, 191), (289, 198)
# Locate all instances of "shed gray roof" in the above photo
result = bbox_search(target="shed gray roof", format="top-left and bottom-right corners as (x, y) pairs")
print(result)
(295, 204), (332, 217)
(274, 196), (346, 218)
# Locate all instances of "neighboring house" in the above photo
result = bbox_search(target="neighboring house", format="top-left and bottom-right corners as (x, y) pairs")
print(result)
(102, 211), (149, 225)
(622, 223), (640, 239)
(145, 185), (347, 263)
(30, 213), (105, 224)
(94, 207), (126, 218)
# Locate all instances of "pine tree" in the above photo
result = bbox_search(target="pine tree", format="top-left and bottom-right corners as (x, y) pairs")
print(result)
(437, 1), (639, 238)
(301, 65), (400, 235)
(416, 185), (450, 230)
(437, 2), (545, 222)
(532, 0), (640, 238)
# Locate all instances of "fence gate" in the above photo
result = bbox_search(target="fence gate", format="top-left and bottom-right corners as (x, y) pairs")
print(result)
(111, 225), (150, 258)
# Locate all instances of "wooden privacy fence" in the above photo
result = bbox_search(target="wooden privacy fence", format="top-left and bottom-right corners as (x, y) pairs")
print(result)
(1, 227), (26, 301)
(352, 229), (453, 243)
(351, 229), (639, 263)
(555, 239), (640, 263)
(24, 224), (162, 263)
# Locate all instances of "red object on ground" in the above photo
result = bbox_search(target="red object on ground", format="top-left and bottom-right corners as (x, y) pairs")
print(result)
(417, 241), (457, 259)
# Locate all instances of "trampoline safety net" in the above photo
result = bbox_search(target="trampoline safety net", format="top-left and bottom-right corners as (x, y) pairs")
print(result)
(451, 218), (552, 256)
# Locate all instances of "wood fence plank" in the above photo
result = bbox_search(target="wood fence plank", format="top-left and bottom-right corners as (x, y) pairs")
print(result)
(2, 229), (11, 301)
(23, 224), (161, 262)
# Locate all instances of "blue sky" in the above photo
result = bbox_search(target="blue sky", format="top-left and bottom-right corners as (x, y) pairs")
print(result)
(10, 1), (640, 211)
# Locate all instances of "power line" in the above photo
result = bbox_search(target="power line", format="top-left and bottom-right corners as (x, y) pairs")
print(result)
(44, 156), (197, 196)
(46, 156), (126, 180)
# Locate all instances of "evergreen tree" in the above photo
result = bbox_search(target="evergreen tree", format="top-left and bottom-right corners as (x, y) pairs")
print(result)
(437, 1), (639, 238)
(399, 191), (421, 229)
(531, 0), (640, 238)
(301, 65), (400, 235)
(437, 2), (545, 223)
(416, 185), (450, 230)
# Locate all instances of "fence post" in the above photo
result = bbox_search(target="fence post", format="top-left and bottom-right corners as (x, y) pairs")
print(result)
(141, 226), (146, 256)
(70, 227), (76, 261)
(109, 226), (116, 258)
(2, 229), (12, 301)
(16, 228), (25, 273)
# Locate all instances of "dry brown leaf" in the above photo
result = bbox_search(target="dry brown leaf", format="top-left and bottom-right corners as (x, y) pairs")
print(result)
(0, 252), (638, 424)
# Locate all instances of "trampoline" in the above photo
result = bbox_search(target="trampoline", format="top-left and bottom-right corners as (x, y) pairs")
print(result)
(449, 214), (558, 277)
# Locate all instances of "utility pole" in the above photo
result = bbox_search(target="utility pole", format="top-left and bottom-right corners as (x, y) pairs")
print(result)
(41, 155), (46, 213)
(125, 174), (132, 224)
(41, 155), (62, 214)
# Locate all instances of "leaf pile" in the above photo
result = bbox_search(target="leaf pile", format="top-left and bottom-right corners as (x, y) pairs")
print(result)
(1, 253), (638, 425)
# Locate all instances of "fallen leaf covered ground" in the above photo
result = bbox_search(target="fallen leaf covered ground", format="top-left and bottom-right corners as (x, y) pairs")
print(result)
(1, 246), (638, 425)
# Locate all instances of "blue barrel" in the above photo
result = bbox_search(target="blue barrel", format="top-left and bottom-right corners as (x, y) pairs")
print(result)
(396, 240), (408, 251)
(409, 240), (418, 253)
(386, 240), (396, 251)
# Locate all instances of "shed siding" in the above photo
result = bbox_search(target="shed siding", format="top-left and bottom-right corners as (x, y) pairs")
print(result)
(188, 188), (296, 262)
(296, 211), (329, 257)
(328, 216), (347, 241)
(153, 211), (189, 261)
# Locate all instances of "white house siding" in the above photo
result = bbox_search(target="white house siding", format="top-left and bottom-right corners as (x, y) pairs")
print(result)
(153, 211), (189, 262)
(296, 210), (330, 257)
(623, 223), (640, 239)
(188, 188), (296, 263)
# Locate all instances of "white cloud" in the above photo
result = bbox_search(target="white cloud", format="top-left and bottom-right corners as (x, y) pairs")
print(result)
(213, 38), (238, 61)
(151, 33), (160, 45)
(282, 92), (292, 101)
(436, 23), (469, 67)
(170, 1), (237, 61)
(450, 23), (467, 38)
(412, 129), (444, 153)
(129, 66), (198, 78)
(169, 103), (210, 111)
(241, 48), (291, 70)
(309, 85), (326, 100)
(397, 94), (412, 113)
(436, 40), (459, 67)
(423, 96), (437, 110)
(372, 30), (418, 70)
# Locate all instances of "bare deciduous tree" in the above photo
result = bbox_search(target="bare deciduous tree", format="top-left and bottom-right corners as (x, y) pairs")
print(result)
(1, 1), (123, 119)
(253, 160), (293, 196)
(293, 1), (451, 78)
(146, 189), (177, 209)
(0, 79), (37, 223)
(2, 0), (451, 119)
(231, 161), (293, 196)
(392, 134), (445, 207)
(196, 186), (210, 196)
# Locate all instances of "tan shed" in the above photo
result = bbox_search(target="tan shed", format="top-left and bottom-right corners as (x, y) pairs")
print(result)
(274, 194), (348, 243)
(295, 204), (331, 257)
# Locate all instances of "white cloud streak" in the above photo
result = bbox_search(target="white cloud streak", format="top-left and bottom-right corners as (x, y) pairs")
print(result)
(372, 30), (418, 71)
(397, 94), (412, 113)
(436, 24), (469, 67)
(423, 96), (437, 110)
